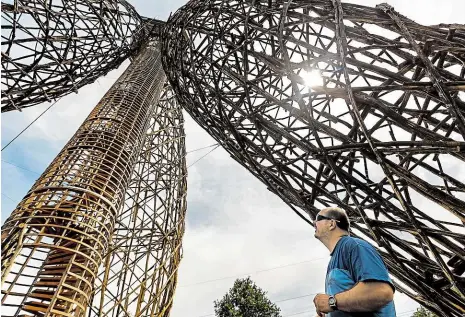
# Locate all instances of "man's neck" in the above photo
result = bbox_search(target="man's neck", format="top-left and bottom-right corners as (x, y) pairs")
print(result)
(326, 234), (348, 254)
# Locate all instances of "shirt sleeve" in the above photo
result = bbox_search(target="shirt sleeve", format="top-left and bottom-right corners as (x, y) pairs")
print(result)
(348, 242), (395, 291)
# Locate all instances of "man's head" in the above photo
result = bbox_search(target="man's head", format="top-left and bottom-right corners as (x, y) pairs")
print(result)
(314, 207), (350, 241)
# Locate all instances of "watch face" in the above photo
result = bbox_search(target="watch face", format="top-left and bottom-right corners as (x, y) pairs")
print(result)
(329, 297), (336, 305)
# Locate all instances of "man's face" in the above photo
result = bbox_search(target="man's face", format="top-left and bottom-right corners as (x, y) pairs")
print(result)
(314, 212), (334, 240)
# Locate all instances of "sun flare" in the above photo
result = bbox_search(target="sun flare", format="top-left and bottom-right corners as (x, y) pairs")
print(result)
(300, 69), (323, 88)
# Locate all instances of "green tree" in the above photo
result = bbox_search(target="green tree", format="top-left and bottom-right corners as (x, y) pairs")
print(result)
(214, 277), (282, 317)
(411, 307), (439, 317)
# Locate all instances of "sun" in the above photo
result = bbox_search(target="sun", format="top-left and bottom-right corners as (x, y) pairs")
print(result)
(300, 69), (323, 88)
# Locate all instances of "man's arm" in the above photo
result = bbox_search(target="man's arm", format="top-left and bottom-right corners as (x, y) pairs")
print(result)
(313, 281), (393, 314)
(335, 281), (394, 312)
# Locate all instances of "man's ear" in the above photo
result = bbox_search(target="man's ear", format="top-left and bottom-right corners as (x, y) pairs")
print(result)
(330, 220), (337, 231)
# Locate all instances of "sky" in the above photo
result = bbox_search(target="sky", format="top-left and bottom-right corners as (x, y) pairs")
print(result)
(1, 0), (465, 316)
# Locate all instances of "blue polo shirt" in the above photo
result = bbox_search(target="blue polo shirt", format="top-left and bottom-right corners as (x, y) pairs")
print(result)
(325, 236), (396, 317)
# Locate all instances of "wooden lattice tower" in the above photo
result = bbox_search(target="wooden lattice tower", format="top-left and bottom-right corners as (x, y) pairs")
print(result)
(1, 41), (187, 317)
(88, 85), (187, 317)
(162, 1), (465, 316)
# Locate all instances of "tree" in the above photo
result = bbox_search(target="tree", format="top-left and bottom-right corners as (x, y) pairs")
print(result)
(214, 277), (282, 317)
(411, 307), (439, 317)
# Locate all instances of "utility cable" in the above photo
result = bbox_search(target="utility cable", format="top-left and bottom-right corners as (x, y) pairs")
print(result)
(178, 257), (326, 288)
(187, 144), (221, 169)
(1, 21), (154, 152)
(186, 143), (219, 154)
(1, 192), (16, 203)
(1, 142), (222, 177)
(2, 160), (42, 175)
(193, 295), (321, 317)
(2, 99), (62, 151)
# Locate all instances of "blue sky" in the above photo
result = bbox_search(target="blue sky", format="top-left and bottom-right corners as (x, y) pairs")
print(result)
(2, 1), (465, 316)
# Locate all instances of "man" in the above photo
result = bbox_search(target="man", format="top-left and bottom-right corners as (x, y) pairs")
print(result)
(312, 207), (396, 317)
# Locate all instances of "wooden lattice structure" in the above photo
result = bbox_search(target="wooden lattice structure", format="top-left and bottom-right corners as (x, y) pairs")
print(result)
(88, 85), (187, 317)
(162, 1), (465, 316)
(2, 0), (465, 316)
(1, 42), (187, 317)
(1, 0), (144, 112)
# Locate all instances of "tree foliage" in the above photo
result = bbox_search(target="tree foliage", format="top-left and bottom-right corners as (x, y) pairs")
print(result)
(411, 307), (439, 317)
(214, 277), (281, 317)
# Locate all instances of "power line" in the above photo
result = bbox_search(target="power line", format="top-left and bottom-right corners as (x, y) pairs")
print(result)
(1, 141), (220, 233)
(283, 308), (313, 317)
(1, 192), (17, 203)
(1, 142), (222, 177)
(186, 143), (219, 154)
(2, 160), (42, 175)
(193, 296), (320, 317)
(187, 144), (221, 169)
(191, 290), (418, 317)
(275, 293), (318, 303)
(2, 101), (61, 151)
(1, 21), (152, 152)
(178, 257), (326, 288)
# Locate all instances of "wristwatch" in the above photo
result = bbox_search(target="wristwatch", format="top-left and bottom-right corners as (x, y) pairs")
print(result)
(328, 295), (338, 310)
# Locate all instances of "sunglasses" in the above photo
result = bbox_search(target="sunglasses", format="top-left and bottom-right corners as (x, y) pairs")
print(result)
(315, 214), (340, 223)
